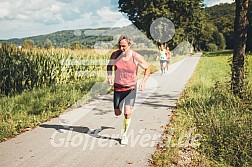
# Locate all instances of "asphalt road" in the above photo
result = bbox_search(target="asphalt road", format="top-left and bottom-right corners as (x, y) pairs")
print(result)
(0, 52), (201, 167)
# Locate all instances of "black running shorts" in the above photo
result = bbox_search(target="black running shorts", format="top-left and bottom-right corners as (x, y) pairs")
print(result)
(113, 89), (136, 109)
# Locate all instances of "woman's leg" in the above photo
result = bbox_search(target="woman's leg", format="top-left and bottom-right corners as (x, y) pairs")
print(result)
(124, 105), (132, 119)
(163, 62), (167, 73)
(121, 89), (136, 145)
(121, 106), (132, 145)
(113, 91), (123, 116)
(160, 62), (163, 74)
(166, 60), (170, 71)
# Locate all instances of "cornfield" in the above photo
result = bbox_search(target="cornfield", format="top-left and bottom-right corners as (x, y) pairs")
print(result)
(0, 43), (110, 96)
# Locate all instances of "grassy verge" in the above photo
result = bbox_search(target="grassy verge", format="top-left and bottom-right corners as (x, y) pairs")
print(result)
(150, 52), (252, 166)
(0, 78), (110, 141)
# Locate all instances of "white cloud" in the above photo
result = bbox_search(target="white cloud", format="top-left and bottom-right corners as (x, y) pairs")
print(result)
(0, 1), (11, 19)
(50, 3), (63, 13)
(111, 17), (133, 28)
(205, 0), (234, 7)
(0, 0), (131, 39)
(97, 7), (122, 19)
(16, 14), (29, 20)
(94, 7), (130, 28)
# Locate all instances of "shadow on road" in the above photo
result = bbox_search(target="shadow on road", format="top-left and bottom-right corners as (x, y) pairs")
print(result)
(39, 124), (120, 142)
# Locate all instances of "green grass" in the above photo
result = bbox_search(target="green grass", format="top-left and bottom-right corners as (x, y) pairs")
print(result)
(150, 52), (252, 166)
(0, 78), (109, 141)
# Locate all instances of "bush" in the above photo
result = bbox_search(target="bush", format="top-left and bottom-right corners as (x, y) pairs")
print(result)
(205, 43), (218, 51)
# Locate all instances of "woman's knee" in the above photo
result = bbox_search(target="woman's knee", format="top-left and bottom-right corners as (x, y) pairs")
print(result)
(114, 109), (121, 116)
(124, 106), (132, 119)
(124, 113), (131, 119)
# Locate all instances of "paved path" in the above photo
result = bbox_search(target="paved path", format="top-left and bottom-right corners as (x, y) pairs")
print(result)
(0, 53), (201, 167)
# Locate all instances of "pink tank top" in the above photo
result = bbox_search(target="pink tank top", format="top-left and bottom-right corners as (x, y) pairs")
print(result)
(114, 51), (138, 91)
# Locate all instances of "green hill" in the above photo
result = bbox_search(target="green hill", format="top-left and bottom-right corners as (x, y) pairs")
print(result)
(0, 25), (155, 49)
(205, 2), (252, 51)
(205, 2), (236, 49)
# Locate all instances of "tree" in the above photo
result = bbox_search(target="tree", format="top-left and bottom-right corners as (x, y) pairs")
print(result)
(70, 41), (81, 50)
(169, 0), (205, 50)
(205, 3), (236, 49)
(118, 0), (205, 49)
(231, 0), (249, 96)
(22, 39), (35, 50)
(212, 30), (226, 50)
(37, 42), (44, 49)
(119, 0), (171, 40)
(44, 39), (52, 50)
(196, 22), (226, 51)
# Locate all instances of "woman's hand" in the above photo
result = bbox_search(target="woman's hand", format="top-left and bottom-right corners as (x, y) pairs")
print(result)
(107, 75), (113, 86)
(138, 81), (145, 91)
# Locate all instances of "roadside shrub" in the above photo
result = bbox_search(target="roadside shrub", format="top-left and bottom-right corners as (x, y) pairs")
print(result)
(205, 43), (218, 51)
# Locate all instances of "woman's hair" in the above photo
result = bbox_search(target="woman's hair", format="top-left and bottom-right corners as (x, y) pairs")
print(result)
(159, 43), (165, 51)
(118, 35), (131, 45)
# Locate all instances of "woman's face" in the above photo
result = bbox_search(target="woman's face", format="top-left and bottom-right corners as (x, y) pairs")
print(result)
(119, 39), (130, 53)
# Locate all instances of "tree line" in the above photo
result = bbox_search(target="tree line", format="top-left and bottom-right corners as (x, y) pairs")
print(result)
(119, 0), (250, 97)
(119, 1), (251, 52)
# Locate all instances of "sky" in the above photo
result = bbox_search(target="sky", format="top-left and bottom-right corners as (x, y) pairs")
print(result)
(204, 0), (234, 7)
(0, 0), (234, 40)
